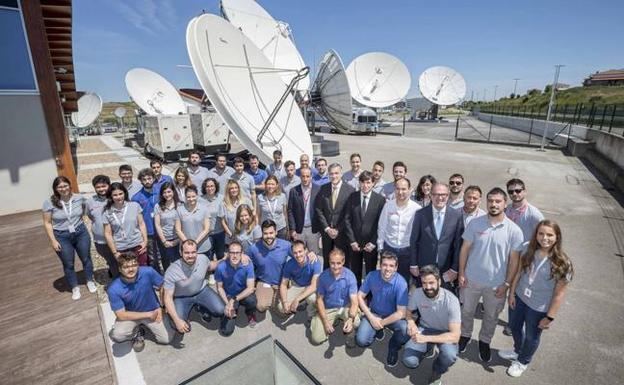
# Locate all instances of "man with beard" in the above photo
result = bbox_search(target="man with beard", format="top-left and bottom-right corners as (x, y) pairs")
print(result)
(313, 158), (329, 186)
(267, 149), (286, 179)
(447, 174), (465, 210)
(132, 168), (161, 272)
(208, 153), (235, 195)
(186, 150), (211, 188)
(380, 161), (408, 200)
(119, 164), (142, 198)
(86, 175), (117, 277)
(403, 265), (461, 384)
(462, 185), (486, 227)
(458, 188), (523, 362)
(279, 160), (301, 198)
(342, 153), (363, 191)
(371, 160), (387, 195)
(150, 159), (173, 194)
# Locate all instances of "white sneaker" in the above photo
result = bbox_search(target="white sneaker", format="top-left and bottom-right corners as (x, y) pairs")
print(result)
(86, 280), (97, 293)
(71, 287), (81, 300)
(498, 349), (519, 361)
(507, 360), (527, 377)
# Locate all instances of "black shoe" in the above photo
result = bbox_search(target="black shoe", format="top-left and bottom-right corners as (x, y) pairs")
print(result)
(503, 325), (513, 336)
(478, 340), (491, 362)
(425, 343), (436, 358)
(386, 349), (399, 367)
(375, 329), (385, 341)
(201, 312), (212, 324)
(458, 336), (470, 353)
(132, 327), (145, 352)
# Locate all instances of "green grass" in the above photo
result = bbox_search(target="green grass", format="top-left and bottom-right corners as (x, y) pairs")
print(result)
(101, 101), (139, 126)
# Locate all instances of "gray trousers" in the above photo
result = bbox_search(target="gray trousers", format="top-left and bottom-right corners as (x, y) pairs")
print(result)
(297, 226), (321, 256)
(460, 280), (506, 344)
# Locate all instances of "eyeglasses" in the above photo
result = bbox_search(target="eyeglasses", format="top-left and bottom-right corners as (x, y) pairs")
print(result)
(449, 181), (462, 186)
(229, 251), (242, 255)
(508, 189), (524, 194)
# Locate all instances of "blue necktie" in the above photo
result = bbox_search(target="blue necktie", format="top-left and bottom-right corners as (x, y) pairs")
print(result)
(435, 211), (443, 240)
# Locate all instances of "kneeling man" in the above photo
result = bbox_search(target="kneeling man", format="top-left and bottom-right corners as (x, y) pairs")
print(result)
(278, 240), (322, 320)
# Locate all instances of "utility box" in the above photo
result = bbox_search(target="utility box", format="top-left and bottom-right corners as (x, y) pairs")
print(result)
(143, 114), (194, 160)
(190, 110), (230, 153)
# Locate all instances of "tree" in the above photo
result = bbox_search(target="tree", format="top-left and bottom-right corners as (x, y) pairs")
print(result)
(510, 93), (516, 99)
(544, 84), (552, 94)
(527, 89), (541, 96)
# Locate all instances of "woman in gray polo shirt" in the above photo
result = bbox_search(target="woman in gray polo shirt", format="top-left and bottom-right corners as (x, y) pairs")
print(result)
(175, 185), (212, 255)
(154, 182), (181, 272)
(220, 180), (252, 245)
(257, 175), (288, 239)
(500, 219), (574, 377)
(42, 176), (96, 300)
(201, 178), (226, 259)
(232, 204), (261, 252)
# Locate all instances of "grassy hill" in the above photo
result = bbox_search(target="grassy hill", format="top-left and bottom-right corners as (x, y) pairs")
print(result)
(101, 101), (139, 126)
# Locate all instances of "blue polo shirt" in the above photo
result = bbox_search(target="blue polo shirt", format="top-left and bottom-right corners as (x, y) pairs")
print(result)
(282, 257), (322, 287)
(107, 267), (163, 312)
(246, 167), (268, 188)
(360, 270), (408, 317)
(247, 238), (291, 285)
(215, 260), (255, 297)
(312, 173), (329, 186)
(153, 174), (173, 195)
(131, 187), (159, 236)
(317, 267), (358, 309)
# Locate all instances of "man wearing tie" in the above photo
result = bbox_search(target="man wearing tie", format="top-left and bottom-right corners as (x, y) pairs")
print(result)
(344, 171), (386, 284)
(410, 183), (464, 291)
(314, 163), (355, 266)
(287, 167), (321, 255)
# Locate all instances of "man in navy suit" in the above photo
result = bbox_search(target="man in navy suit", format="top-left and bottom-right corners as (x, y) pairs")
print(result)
(409, 183), (464, 291)
(288, 167), (321, 254)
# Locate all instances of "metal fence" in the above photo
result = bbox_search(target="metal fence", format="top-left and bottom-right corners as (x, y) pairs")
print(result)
(477, 103), (624, 136)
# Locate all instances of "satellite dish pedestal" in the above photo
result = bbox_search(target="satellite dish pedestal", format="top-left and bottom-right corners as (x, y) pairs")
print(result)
(430, 104), (439, 120)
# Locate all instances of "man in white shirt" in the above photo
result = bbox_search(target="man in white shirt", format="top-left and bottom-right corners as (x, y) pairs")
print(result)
(377, 177), (421, 283)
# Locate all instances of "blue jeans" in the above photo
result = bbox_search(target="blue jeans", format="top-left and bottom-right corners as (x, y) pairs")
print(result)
(219, 294), (257, 336)
(173, 286), (225, 322)
(53, 224), (93, 289)
(356, 314), (409, 352)
(403, 327), (458, 374)
(509, 295), (547, 365)
(383, 242), (412, 284)
(156, 239), (180, 273)
(210, 232), (226, 259)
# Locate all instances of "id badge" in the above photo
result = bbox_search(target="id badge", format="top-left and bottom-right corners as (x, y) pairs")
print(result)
(524, 287), (532, 298)
(150, 212), (155, 218)
(262, 283), (271, 288)
(67, 223), (76, 233)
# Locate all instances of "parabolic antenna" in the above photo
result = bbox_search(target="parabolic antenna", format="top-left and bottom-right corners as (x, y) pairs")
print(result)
(418, 66), (466, 106)
(186, 14), (312, 166)
(346, 52), (411, 108)
(71, 92), (102, 128)
(220, 0), (309, 92)
(114, 106), (126, 118)
(124, 68), (186, 115)
(310, 49), (352, 134)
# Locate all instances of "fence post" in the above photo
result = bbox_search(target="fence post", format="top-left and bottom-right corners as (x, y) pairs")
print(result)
(599, 105), (608, 130)
(454, 115), (460, 140)
(608, 105), (617, 134)
(528, 117), (534, 144)
(402, 113), (406, 136)
(572, 103), (579, 125)
(488, 114), (494, 141)
(588, 103), (596, 128)
(561, 105), (568, 123)
(577, 103), (584, 125)
(553, 104), (559, 122)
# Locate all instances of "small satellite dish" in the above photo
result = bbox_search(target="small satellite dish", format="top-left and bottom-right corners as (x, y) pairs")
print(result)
(310, 49), (352, 134)
(186, 14), (312, 166)
(221, 0), (309, 92)
(418, 66), (466, 106)
(114, 106), (127, 118)
(346, 52), (411, 108)
(124, 68), (186, 115)
(71, 92), (102, 128)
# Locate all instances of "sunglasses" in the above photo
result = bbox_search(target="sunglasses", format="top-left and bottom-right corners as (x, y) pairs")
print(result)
(508, 189), (524, 194)
(449, 181), (463, 186)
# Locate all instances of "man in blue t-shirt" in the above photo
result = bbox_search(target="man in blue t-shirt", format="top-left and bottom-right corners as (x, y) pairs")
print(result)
(278, 240), (322, 320)
(356, 250), (410, 367)
(215, 242), (257, 335)
(107, 253), (173, 352)
(246, 154), (268, 194)
(132, 168), (161, 273)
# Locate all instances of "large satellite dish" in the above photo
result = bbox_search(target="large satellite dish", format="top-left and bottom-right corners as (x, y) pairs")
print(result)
(186, 14), (312, 166)
(310, 49), (352, 133)
(418, 66), (466, 106)
(124, 68), (186, 115)
(220, 0), (309, 92)
(346, 52), (411, 108)
(71, 92), (102, 128)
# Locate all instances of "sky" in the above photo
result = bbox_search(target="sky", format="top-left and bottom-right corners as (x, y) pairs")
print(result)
(73, 0), (624, 102)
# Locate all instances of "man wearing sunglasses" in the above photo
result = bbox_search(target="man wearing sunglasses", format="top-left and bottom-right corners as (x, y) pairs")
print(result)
(447, 174), (465, 210)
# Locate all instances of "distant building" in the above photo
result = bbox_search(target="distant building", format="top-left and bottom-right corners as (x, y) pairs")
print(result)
(583, 69), (624, 86)
(406, 97), (433, 119)
(179, 88), (210, 113)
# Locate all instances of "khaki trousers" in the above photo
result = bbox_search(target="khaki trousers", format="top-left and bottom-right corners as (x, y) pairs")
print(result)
(310, 307), (360, 345)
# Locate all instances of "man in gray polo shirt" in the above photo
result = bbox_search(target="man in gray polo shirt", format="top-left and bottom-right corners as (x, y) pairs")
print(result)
(458, 187), (523, 362)
(187, 150), (211, 188)
(230, 157), (256, 203)
(505, 178), (544, 242)
(208, 153), (235, 195)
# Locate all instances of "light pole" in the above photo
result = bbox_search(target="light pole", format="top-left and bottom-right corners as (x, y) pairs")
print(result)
(513, 78), (520, 96)
(540, 65), (564, 151)
(483, 88), (487, 102)
(493, 85), (498, 101)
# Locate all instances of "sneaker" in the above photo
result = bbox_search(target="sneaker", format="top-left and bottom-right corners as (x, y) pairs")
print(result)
(386, 349), (399, 367)
(428, 370), (442, 385)
(86, 280), (97, 293)
(498, 349), (519, 361)
(201, 312), (212, 324)
(132, 334), (145, 352)
(507, 360), (528, 377)
(71, 287), (81, 300)
(478, 341), (491, 362)
(345, 331), (356, 349)
(503, 325), (513, 336)
(247, 313), (257, 328)
(425, 344), (436, 359)
(375, 329), (385, 341)
(458, 336), (470, 353)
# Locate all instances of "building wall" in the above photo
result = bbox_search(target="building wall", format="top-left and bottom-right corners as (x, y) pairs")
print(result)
(0, 94), (57, 215)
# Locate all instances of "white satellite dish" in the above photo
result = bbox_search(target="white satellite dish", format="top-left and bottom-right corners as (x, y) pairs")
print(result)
(346, 52), (411, 108)
(71, 92), (102, 128)
(114, 106), (126, 118)
(124, 68), (186, 115)
(220, 0), (309, 92)
(310, 49), (352, 134)
(186, 14), (312, 166)
(418, 66), (466, 106)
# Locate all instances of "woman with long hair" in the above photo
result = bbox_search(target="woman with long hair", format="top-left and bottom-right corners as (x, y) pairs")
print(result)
(232, 204), (261, 252)
(42, 176), (96, 300)
(499, 219), (574, 377)
(175, 185), (212, 255)
(412, 174), (436, 207)
(219, 180), (252, 245)
(103, 182), (149, 266)
(201, 178), (226, 259)
(154, 182), (181, 272)
(174, 167), (192, 203)
(257, 175), (289, 239)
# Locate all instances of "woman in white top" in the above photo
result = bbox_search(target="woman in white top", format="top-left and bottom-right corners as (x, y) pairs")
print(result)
(257, 175), (288, 239)
(232, 204), (261, 252)
(174, 167), (192, 203)
(42, 176), (96, 300)
(175, 185), (212, 255)
(220, 180), (252, 245)
(154, 182), (181, 272)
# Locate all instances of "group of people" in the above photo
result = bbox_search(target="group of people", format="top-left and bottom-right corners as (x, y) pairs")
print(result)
(42, 149), (574, 383)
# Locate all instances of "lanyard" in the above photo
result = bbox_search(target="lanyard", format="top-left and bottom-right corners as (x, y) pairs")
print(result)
(267, 195), (279, 217)
(111, 204), (129, 238)
(61, 198), (73, 221)
(528, 256), (549, 286)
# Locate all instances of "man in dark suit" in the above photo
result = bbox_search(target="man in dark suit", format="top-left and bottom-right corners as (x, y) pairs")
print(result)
(344, 171), (386, 284)
(288, 167), (321, 254)
(314, 163), (355, 266)
(409, 183), (464, 291)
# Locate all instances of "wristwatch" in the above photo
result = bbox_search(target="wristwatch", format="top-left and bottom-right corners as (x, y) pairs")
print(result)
(546, 315), (554, 322)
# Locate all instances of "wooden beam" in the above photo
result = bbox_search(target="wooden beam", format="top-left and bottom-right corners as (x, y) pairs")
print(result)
(21, 0), (78, 191)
